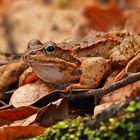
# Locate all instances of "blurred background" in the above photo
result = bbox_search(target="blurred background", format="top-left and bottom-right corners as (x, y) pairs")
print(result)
(0, 0), (140, 54)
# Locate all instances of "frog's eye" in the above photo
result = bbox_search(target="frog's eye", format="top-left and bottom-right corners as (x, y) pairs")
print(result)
(44, 43), (56, 54)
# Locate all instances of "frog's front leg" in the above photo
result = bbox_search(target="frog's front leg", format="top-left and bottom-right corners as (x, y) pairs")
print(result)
(66, 57), (111, 92)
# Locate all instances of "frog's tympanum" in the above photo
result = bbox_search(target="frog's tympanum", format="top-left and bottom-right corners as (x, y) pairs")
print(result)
(23, 31), (140, 91)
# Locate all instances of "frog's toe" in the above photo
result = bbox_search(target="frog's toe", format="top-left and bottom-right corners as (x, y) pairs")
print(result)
(65, 83), (84, 92)
(65, 83), (94, 92)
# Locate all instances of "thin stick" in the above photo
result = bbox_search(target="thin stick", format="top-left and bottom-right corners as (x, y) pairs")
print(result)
(0, 100), (7, 106)
(70, 72), (140, 105)
(0, 105), (13, 111)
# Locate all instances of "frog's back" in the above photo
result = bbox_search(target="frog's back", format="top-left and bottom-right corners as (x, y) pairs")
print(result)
(57, 30), (131, 59)
(74, 31), (123, 58)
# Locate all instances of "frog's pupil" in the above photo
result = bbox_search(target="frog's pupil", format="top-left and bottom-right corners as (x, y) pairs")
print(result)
(46, 45), (55, 52)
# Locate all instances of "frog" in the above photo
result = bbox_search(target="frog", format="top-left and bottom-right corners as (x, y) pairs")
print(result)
(23, 31), (140, 91)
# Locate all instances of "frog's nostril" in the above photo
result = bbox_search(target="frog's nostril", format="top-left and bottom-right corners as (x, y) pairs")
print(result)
(28, 39), (42, 49)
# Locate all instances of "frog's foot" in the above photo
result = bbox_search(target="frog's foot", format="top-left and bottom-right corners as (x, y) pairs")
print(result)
(66, 57), (110, 92)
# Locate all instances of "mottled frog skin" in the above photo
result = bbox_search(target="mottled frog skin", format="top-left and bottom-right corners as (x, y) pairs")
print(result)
(23, 31), (140, 91)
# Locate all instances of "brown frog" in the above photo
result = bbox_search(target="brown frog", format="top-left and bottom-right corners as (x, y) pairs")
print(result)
(23, 31), (140, 91)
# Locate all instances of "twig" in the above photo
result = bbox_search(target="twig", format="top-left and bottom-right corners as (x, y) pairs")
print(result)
(0, 105), (13, 111)
(70, 72), (140, 105)
(0, 100), (7, 106)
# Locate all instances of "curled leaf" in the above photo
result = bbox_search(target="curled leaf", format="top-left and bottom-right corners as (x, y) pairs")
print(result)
(0, 125), (45, 140)
(0, 61), (28, 92)
(83, 4), (125, 31)
(11, 97), (68, 127)
(100, 70), (140, 104)
(10, 80), (61, 107)
(0, 106), (38, 126)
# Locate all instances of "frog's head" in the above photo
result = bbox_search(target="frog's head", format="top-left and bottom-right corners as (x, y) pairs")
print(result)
(23, 39), (81, 84)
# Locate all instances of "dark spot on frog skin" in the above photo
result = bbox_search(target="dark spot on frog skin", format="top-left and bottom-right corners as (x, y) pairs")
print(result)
(71, 69), (82, 76)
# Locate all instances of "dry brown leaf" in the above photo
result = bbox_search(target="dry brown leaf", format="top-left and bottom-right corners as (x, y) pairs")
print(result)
(0, 125), (45, 140)
(0, 61), (28, 92)
(100, 51), (140, 104)
(10, 114), (37, 126)
(103, 69), (122, 87)
(83, 4), (125, 31)
(9, 80), (64, 108)
(94, 98), (126, 116)
(0, 0), (11, 16)
(114, 52), (140, 82)
(124, 10), (140, 35)
(0, 106), (38, 126)
(94, 68), (140, 116)
(35, 97), (69, 127)
(100, 70), (140, 104)
(124, 0), (140, 8)
(10, 97), (68, 127)
(125, 52), (140, 73)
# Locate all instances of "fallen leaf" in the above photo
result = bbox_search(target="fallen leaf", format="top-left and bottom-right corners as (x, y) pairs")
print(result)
(11, 97), (69, 127)
(104, 69), (122, 87)
(0, 106), (38, 126)
(0, 0), (11, 16)
(10, 114), (37, 126)
(0, 61), (28, 92)
(114, 52), (140, 82)
(0, 125), (45, 140)
(125, 52), (140, 73)
(123, 0), (140, 8)
(83, 4), (125, 31)
(94, 68), (140, 116)
(10, 80), (64, 107)
(35, 97), (69, 127)
(100, 70), (140, 104)
(124, 9), (140, 35)
(94, 98), (126, 116)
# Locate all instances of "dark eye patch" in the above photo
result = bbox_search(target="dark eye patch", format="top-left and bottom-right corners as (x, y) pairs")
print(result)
(46, 45), (55, 52)
(44, 43), (56, 54)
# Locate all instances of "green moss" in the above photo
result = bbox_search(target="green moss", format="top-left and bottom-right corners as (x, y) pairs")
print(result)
(31, 100), (140, 140)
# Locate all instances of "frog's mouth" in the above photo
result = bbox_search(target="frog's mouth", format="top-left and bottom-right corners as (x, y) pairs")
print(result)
(24, 55), (79, 69)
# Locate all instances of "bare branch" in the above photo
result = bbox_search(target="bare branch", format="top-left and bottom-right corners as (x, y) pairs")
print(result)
(70, 72), (140, 105)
